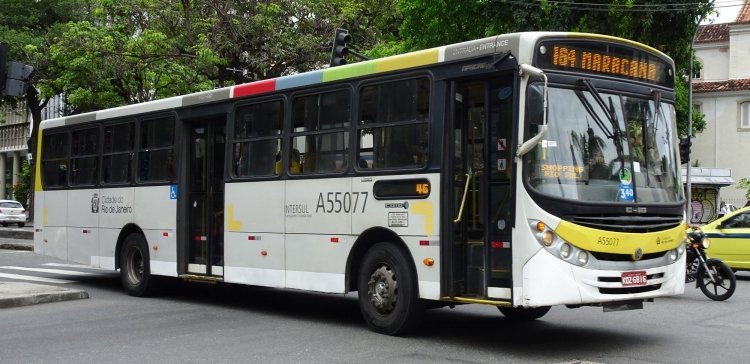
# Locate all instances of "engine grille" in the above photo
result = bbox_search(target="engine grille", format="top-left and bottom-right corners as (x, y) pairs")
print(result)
(567, 215), (683, 233)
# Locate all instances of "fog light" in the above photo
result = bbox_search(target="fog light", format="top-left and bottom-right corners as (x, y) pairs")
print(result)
(669, 249), (678, 261)
(577, 251), (589, 265)
(541, 231), (554, 246)
(560, 243), (571, 259)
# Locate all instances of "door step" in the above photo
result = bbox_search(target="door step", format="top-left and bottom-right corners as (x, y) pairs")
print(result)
(179, 274), (223, 284)
(444, 296), (512, 306)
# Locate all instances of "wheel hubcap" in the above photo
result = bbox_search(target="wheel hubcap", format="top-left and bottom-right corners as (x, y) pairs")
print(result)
(126, 247), (144, 285)
(367, 265), (398, 314)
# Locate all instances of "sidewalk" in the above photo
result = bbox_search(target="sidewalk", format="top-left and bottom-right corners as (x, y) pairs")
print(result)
(0, 227), (89, 308)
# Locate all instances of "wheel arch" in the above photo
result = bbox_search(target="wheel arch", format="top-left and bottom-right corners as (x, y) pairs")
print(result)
(114, 223), (146, 270)
(345, 226), (417, 293)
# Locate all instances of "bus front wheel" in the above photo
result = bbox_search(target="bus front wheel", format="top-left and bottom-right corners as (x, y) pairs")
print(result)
(357, 242), (422, 335)
(498, 306), (551, 320)
(120, 233), (157, 297)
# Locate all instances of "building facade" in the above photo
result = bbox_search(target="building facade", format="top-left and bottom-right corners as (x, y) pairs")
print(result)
(693, 1), (750, 207)
(0, 95), (64, 203)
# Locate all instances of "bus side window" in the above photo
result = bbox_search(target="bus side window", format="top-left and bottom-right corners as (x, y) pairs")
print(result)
(357, 77), (429, 170)
(233, 100), (283, 178)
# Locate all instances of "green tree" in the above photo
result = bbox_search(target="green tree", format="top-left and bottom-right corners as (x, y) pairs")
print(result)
(391, 0), (713, 136)
(738, 178), (750, 200)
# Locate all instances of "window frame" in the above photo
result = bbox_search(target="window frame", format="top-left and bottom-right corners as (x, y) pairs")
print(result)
(740, 101), (750, 130)
(137, 113), (176, 184)
(355, 75), (432, 172)
(69, 124), (101, 187)
(101, 119), (136, 186)
(288, 87), (353, 176)
(40, 128), (70, 189)
(230, 96), (286, 179)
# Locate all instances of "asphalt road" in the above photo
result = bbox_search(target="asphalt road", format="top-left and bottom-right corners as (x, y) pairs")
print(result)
(1, 248), (749, 364)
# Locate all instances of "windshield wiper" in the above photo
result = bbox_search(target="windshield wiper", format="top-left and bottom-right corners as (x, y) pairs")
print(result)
(575, 79), (626, 162)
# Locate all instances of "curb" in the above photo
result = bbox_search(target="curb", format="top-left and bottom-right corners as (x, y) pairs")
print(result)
(0, 283), (89, 309)
(0, 243), (32, 251)
(0, 229), (33, 240)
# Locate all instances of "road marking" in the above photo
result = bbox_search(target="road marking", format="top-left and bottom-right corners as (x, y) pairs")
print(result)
(0, 266), (99, 276)
(42, 263), (101, 270)
(0, 272), (75, 284)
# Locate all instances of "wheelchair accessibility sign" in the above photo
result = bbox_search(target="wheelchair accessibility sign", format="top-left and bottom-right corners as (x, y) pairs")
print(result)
(170, 185), (178, 200)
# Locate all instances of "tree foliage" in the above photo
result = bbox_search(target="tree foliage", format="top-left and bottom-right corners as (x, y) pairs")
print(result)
(394, 0), (714, 136)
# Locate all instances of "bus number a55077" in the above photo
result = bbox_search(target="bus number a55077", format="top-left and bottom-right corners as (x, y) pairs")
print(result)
(316, 192), (369, 214)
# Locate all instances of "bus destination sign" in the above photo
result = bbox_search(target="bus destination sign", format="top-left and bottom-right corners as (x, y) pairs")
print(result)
(535, 40), (673, 88)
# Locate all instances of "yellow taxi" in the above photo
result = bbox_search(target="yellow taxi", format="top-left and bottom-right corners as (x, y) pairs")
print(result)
(701, 206), (750, 271)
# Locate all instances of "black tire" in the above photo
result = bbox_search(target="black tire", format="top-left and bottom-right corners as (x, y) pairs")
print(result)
(498, 306), (551, 320)
(357, 242), (423, 335)
(17, 222), (24, 228)
(697, 261), (736, 301)
(120, 233), (158, 297)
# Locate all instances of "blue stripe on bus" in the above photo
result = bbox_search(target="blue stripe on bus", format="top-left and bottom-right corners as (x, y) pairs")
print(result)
(276, 70), (324, 91)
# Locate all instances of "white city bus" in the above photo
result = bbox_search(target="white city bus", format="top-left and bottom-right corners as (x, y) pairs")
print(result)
(34, 32), (687, 335)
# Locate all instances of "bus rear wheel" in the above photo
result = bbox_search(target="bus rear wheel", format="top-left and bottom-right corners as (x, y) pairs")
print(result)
(357, 242), (422, 335)
(498, 306), (551, 320)
(120, 233), (157, 297)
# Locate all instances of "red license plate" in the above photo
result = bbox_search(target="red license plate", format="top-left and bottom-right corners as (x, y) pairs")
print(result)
(621, 271), (647, 287)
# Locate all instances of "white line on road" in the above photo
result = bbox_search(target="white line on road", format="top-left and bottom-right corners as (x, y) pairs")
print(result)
(0, 272), (75, 284)
(0, 266), (99, 276)
(42, 263), (102, 270)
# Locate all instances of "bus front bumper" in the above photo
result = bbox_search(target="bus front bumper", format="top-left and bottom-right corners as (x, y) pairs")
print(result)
(521, 249), (685, 307)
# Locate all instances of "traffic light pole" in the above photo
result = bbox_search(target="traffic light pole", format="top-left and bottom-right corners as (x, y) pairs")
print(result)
(686, 16), (701, 224)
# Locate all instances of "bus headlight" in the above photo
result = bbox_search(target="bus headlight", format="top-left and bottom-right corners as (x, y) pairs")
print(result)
(668, 249), (678, 261)
(559, 243), (571, 259)
(578, 251), (589, 265)
(541, 231), (554, 246)
(529, 220), (591, 267)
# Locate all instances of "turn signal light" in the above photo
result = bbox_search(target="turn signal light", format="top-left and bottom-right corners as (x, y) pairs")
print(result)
(536, 221), (546, 232)
(423, 258), (434, 266)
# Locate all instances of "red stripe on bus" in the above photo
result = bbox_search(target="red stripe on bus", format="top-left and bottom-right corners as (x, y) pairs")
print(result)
(233, 79), (276, 98)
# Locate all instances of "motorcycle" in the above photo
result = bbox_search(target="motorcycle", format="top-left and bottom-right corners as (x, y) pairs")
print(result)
(685, 226), (736, 301)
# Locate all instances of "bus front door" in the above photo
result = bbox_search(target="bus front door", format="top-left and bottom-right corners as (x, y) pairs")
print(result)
(186, 118), (226, 277)
(448, 76), (515, 300)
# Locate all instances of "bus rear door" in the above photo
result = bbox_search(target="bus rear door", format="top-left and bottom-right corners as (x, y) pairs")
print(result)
(184, 117), (226, 278)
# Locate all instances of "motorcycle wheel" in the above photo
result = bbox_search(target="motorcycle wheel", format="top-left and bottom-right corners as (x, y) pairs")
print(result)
(697, 261), (736, 301)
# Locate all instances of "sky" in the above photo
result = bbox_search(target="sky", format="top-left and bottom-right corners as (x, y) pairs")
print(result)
(705, 0), (745, 23)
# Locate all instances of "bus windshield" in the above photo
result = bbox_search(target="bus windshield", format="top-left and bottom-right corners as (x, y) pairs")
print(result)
(525, 83), (683, 204)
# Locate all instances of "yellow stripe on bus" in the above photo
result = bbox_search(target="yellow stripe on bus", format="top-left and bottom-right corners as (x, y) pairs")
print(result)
(555, 220), (685, 255)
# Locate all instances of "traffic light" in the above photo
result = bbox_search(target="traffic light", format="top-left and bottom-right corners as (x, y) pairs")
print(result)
(0, 43), (7, 95)
(679, 137), (691, 164)
(4, 61), (34, 97)
(330, 28), (351, 67)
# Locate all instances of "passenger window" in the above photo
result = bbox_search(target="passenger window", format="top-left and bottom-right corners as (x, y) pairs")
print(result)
(41, 131), (69, 188)
(138, 116), (175, 182)
(70, 126), (100, 186)
(290, 90), (350, 175)
(103, 122), (135, 184)
(233, 100), (283, 177)
(358, 78), (429, 170)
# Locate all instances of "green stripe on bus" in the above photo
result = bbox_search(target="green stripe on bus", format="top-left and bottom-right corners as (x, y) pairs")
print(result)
(322, 60), (377, 82)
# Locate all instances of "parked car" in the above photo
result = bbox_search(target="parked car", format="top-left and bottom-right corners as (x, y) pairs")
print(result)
(0, 200), (27, 227)
(700, 206), (750, 271)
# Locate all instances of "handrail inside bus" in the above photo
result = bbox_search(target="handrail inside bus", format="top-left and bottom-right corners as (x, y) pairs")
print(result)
(453, 172), (473, 223)
(516, 64), (548, 158)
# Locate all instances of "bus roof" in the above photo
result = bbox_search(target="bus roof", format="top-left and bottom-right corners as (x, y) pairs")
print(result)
(40, 31), (672, 130)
